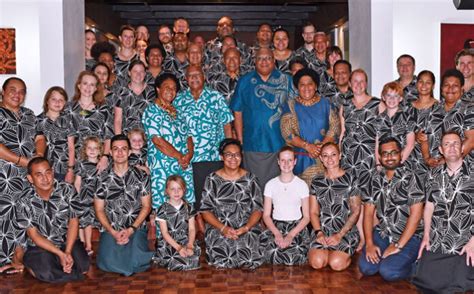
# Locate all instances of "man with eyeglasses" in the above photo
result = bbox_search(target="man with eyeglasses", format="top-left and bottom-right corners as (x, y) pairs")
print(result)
(358, 137), (424, 282)
(413, 131), (474, 292)
(295, 22), (316, 66)
(230, 48), (296, 190)
(158, 25), (174, 55)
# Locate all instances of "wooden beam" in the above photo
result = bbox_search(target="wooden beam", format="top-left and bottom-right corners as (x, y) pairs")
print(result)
(120, 11), (310, 20)
(112, 4), (319, 13)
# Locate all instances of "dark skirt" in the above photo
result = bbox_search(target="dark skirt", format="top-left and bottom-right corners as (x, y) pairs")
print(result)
(23, 240), (89, 283)
(97, 228), (153, 276)
(262, 220), (310, 265)
(413, 250), (474, 293)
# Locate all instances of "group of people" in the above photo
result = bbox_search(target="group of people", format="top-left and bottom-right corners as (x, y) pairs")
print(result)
(1, 15), (474, 293)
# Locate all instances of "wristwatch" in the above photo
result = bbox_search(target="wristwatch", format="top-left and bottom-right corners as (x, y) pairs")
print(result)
(129, 225), (138, 233)
(394, 242), (403, 249)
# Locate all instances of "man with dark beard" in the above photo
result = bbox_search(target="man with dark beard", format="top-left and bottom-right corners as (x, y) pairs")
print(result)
(358, 138), (424, 282)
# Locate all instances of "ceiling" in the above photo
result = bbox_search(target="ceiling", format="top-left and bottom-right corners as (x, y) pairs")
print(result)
(86, 0), (348, 35)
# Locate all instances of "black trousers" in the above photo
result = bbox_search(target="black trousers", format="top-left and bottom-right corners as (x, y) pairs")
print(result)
(23, 240), (90, 283)
(413, 250), (474, 293)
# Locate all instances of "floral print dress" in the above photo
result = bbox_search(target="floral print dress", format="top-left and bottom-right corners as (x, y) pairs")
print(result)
(200, 172), (267, 269)
(0, 106), (38, 265)
(155, 202), (201, 271)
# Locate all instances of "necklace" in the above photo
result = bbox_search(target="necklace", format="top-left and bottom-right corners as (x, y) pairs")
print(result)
(447, 164), (462, 176)
(156, 98), (177, 119)
(296, 95), (320, 107)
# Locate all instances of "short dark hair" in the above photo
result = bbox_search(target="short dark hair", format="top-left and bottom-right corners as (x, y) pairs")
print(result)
(91, 41), (116, 61)
(128, 59), (146, 72)
(154, 72), (180, 93)
(111, 134), (131, 149)
(334, 60), (352, 73)
(2, 77), (27, 92)
(293, 68), (320, 88)
(289, 56), (308, 70)
(278, 146), (295, 158)
(396, 54), (415, 66)
(92, 62), (111, 77)
(327, 46), (343, 59)
(27, 157), (50, 175)
(441, 130), (462, 142)
(273, 27), (289, 41)
(442, 68), (465, 87)
(258, 23), (272, 31)
(218, 138), (242, 155)
(378, 137), (402, 154)
(145, 43), (166, 61)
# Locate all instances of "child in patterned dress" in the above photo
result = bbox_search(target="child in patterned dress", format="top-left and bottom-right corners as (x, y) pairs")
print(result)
(127, 128), (150, 174)
(155, 175), (201, 271)
(74, 136), (102, 255)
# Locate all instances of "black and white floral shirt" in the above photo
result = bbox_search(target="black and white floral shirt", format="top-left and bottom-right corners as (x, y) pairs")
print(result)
(66, 101), (114, 156)
(16, 181), (82, 247)
(36, 112), (74, 175)
(362, 166), (425, 242)
(95, 166), (150, 231)
(462, 86), (474, 103)
(425, 100), (473, 159)
(425, 161), (473, 255)
(113, 54), (139, 87)
(207, 70), (242, 105)
(396, 76), (418, 108)
(162, 54), (189, 91)
(376, 109), (416, 149)
(113, 85), (156, 134)
(328, 88), (353, 111)
(204, 37), (252, 73)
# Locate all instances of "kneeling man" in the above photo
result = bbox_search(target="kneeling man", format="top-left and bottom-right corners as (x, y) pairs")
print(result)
(414, 131), (474, 292)
(359, 137), (424, 281)
(17, 157), (89, 283)
(95, 134), (153, 276)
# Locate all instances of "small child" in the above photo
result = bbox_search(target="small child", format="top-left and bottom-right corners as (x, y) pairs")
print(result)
(155, 175), (201, 271)
(74, 136), (102, 255)
(128, 128), (150, 174)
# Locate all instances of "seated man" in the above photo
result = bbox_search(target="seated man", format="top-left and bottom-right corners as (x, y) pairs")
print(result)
(358, 137), (424, 281)
(95, 134), (153, 276)
(16, 157), (89, 283)
(413, 131), (474, 292)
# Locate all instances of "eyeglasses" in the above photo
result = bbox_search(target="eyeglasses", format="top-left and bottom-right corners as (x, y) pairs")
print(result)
(256, 56), (273, 62)
(381, 150), (400, 157)
(223, 152), (241, 159)
(384, 94), (401, 99)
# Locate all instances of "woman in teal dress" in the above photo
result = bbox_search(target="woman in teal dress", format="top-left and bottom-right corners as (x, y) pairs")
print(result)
(142, 73), (195, 210)
(281, 68), (339, 185)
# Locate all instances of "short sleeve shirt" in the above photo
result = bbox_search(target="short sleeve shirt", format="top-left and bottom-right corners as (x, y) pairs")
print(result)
(425, 161), (474, 254)
(230, 69), (296, 153)
(362, 166), (425, 242)
(264, 176), (309, 221)
(174, 86), (234, 162)
(16, 181), (82, 247)
(95, 166), (150, 231)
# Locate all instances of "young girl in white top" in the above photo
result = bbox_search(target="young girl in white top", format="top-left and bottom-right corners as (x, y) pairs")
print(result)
(262, 146), (311, 265)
